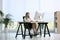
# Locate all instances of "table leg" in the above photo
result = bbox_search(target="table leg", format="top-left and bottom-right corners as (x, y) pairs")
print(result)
(37, 24), (42, 37)
(44, 24), (50, 37)
(40, 24), (42, 37)
(44, 24), (46, 37)
(46, 24), (50, 37)
(41, 24), (44, 29)
(23, 28), (26, 39)
(15, 24), (20, 38)
(21, 24), (23, 37)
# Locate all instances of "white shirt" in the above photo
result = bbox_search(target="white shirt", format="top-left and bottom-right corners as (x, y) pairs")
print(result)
(24, 18), (31, 22)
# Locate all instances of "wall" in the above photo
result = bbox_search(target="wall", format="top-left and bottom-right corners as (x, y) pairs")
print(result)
(40, 0), (54, 22)
(2, 0), (60, 32)
(0, 0), (2, 10)
(25, 0), (40, 20)
(2, 0), (60, 22)
(40, 0), (60, 22)
(3, 0), (40, 21)
(0, 0), (2, 32)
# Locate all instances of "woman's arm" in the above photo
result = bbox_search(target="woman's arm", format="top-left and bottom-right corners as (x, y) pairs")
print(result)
(24, 18), (31, 22)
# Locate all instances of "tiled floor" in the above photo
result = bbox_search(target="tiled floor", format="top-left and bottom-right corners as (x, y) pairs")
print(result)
(0, 32), (60, 40)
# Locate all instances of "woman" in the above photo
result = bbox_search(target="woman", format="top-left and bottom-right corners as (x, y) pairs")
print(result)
(24, 12), (38, 35)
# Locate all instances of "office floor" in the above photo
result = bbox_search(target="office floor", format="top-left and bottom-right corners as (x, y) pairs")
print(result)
(0, 32), (60, 40)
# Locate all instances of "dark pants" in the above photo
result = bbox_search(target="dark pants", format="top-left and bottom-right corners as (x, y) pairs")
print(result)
(24, 23), (32, 29)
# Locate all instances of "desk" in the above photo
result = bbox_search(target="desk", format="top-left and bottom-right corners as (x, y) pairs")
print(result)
(15, 22), (50, 38)
(37, 22), (50, 37)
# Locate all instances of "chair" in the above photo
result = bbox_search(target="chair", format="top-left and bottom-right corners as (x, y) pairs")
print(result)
(22, 16), (32, 39)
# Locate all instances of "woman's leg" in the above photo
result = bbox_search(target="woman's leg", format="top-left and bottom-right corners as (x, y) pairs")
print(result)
(32, 23), (37, 34)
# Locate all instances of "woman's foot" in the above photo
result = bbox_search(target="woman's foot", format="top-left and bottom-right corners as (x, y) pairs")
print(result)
(34, 33), (37, 36)
(34, 32), (39, 36)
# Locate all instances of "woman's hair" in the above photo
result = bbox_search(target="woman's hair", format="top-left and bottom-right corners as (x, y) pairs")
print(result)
(25, 12), (30, 19)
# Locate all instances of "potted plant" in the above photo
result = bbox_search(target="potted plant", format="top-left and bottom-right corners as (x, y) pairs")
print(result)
(0, 10), (4, 32)
(0, 10), (12, 32)
(0, 10), (4, 22)
(0, 10), (4, 16)
(3, 14), (12, 28)
(3, 14), (12, 33)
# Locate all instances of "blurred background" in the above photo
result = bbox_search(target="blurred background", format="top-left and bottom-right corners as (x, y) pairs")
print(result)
(0, 0), (60, 33)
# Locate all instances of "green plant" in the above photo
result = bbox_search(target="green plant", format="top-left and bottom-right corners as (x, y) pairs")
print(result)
(0, 10), (4, 23)
(3, 14), (12, 28)
(0, 10), (12, 28)
(0, 10), (4, 16)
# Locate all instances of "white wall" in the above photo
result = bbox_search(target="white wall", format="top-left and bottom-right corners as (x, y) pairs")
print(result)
(0, 0), (2, 33)
(25, 0), (40, 20)
(54, 0), (60, 11)
(40, 0), (60, 22)
(2, 0), (60, 22)
(40, 0), (54, 22)
(0, 0), (2, 10)
(3, 0), (40, 21)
